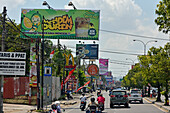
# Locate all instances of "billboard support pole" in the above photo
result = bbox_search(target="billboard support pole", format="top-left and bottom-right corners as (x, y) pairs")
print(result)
(41, 16), (45, 109)
(36, 38), (40, 110)
(0, 6), (7, 113)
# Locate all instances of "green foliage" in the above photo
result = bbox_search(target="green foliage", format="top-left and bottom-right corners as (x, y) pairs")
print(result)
(0, 15), (31, 76)
(155, 0), (170, 34)
(79, 69), (87, 86)
(122, 43), (170, 91)
(161, 91), (166, 95)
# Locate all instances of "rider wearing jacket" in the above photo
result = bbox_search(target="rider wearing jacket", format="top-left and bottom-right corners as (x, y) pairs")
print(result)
(87, 97), (99, 112)
(97, 94), (105, 110)
(80, 93), (87, 106)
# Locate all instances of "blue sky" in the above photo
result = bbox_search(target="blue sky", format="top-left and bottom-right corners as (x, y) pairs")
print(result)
(0, 0), (169, 78)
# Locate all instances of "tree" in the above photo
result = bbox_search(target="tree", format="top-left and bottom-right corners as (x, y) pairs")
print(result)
(155, 0), (170, 34)
(148, 47), (164, 101)
(0, 15), (30, 76)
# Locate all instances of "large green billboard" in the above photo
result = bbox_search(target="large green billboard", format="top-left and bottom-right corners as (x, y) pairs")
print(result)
(21, 9), (100, 40)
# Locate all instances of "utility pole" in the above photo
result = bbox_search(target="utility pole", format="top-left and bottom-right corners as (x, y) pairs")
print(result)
(41, 16), (45, 109)
(0, 6), (7, 113)
(36, 38), (40, 110)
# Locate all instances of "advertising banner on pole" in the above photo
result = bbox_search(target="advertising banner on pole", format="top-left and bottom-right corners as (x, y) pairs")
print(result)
(21, 9), (100, 40)
(76, 44), (98, 59)
(99, 59), (108, 75)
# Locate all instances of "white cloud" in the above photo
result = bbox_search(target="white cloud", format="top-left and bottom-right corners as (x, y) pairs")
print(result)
(0, 0), (26, 9)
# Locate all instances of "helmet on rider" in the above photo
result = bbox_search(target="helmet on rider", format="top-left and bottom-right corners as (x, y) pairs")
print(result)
(91, 97), (95, 102)
(82, 93), (85, 96)
(55, 101), (60, 106)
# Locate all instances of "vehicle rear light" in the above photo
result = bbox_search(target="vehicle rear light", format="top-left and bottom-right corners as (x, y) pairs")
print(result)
(129, 95), (131, 97)
(110, 95), (115, 97)
(123, 95), (128, 97)
(141, 95), (142, 97)
(81, 102), (84, 104)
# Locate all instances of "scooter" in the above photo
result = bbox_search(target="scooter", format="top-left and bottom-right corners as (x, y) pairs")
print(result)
(98, 102), (104, 112)
(49, 104), (63, 113)
(49, 104), (58, 113)
(80, 101), (86, 111)
(86, 105), (97, 113)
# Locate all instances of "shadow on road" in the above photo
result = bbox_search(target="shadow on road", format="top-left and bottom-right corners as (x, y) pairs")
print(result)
(105, 106), (131, 109)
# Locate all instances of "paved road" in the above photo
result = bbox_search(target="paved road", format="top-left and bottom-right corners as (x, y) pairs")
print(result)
(63, 91), (168, 113)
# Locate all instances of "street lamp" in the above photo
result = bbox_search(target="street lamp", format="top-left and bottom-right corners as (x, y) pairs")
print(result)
(133, 39), (157, 55)
(133, 39), (157, 97)
(68, 2), (77, 9)
(42, 1), (53, 9)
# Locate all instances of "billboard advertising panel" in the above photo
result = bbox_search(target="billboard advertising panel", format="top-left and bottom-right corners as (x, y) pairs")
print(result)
(0, 61), (25, 75)
(21, 9), (100, 40)
(99, 59), (108, 75)
(0, 52), (26, 59)
(76, 44), (98, 59)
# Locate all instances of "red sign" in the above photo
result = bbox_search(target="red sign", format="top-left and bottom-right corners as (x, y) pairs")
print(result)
(87, 64), (99, 76)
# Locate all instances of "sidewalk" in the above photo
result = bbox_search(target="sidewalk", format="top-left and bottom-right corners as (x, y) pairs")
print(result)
(145, 97), (170, 113)
(3, 92), (94, 113)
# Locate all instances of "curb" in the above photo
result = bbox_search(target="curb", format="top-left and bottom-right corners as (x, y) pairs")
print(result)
(145, 98), (170, 113)
(60, 101), (77, 105)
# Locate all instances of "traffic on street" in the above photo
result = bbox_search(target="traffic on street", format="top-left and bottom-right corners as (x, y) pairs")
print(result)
(0, 0), (169, 113)
(61, 90), (168, 113)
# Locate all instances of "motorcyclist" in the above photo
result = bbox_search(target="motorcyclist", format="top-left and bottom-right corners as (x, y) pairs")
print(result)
(80, 93), (87, 108)
(97, 89), (101, 97)
(97, 94), (105, 111)
(87, 97), (99, 112)
(55, 101), (61, 113)
(105, 87), (108, 92)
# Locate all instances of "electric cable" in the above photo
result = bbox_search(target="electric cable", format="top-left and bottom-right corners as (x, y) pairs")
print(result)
(100, 29), (169, 41)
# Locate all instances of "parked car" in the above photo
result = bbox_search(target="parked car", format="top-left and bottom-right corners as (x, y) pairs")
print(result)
(109, 90), (129, 108)
(128, 89), (143, 103)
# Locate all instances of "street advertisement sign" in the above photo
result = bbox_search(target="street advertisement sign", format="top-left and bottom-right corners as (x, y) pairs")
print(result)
(105, 76), (113, 82)
(44, 67), (52, 76)
(76, 44), (98, 59)
(29, 40), (39, 87)
(87, 64), (99, 76)
(0, 52), (26, 59)
(0, 61), (25, 75)
(21, 9), (100, 40)
(63, 53), (76, 71)
(61, 68), (76, 90)
(99, 59), (108, 75)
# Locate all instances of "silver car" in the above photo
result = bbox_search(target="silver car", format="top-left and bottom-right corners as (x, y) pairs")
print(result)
(128, 89), (143, 103)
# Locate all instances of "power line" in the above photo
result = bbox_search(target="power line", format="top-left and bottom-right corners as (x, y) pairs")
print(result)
(100, 50), (142, 56)
(1, 15), (169, 41)
(67, 46), (142, 56)
(100, 29), (169, 41)
(110, 61), (132, 65)
(6, 15), (31, 39)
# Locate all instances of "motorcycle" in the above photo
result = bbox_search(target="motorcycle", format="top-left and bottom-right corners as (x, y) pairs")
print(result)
(49, 104), (58, 113)
(49, 104), (62, 113)
(98, 102), (104, 112)
(86, 105), (97, 113)
(80, 101), (86, 111)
